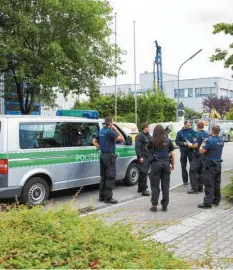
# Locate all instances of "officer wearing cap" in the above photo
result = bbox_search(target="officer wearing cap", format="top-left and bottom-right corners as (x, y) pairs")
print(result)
(187, 120), (209, 194)
(147, 124), (175, 212)
(198, 125), (224, 209)
(135, 123), (152, 196)
(175, 120), (196, 185)
(92, 116), (124, 204)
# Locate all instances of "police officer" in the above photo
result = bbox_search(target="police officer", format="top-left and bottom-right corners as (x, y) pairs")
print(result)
(175, 120), (196, 185)
(187, 121), (209, 194)
(147, 124), (175, 212)
(92, 117), (124, 204)
(198, 125), (224, 209)
(135, 123), (152, 196)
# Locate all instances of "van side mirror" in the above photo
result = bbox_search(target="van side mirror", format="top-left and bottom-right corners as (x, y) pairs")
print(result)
(125, 135), (132, 145)
(165, 125), (172, 134)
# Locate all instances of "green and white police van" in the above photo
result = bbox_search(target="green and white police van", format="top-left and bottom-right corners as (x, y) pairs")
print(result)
(0, 110), (139, 205)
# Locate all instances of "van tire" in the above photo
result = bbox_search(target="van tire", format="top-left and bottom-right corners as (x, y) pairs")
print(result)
(20, 177), (49, 205)
(124, 162), (139, 186)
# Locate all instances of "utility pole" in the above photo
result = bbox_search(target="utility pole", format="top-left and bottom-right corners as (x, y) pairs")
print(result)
(114, 12), (117, 122)
(133, 21), (137, 126)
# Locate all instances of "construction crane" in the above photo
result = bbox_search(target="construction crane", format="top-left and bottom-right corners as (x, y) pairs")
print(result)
(153, 40), (163, 91)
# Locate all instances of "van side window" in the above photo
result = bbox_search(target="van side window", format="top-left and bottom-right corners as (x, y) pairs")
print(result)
(19, 122), (67, 149)
(66, 122), (99, 147)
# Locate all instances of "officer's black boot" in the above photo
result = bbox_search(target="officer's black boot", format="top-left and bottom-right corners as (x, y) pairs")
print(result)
(183, 182), (189, 186)
(162, 205), (167, 212)
(199, 187), (203, 192)
(150, 205), (157, 212)
(104, 198), (118, 204)
(142, 190), (150, 196)
(198, 203), (212, 209)
(187, 189), (199, 194)
(99, 196), (104, 202)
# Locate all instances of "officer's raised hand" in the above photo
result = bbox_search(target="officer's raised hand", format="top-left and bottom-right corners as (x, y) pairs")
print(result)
(139, 157), (144, 163)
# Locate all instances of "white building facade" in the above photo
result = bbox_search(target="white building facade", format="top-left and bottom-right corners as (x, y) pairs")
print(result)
(99, 72), (233, 112)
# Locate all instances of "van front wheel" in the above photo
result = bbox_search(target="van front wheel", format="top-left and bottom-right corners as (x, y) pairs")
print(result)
(20, 177), (49, 205)
(124, 162), (139, 186)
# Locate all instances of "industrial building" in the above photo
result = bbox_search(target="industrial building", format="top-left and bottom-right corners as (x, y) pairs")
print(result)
(100, 72), (233, 112)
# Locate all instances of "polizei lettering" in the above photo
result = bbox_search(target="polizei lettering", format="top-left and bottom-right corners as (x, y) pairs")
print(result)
(76, 153), (100, 162)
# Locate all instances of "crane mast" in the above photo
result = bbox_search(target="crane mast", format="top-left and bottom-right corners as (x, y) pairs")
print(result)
(153, 40), (163, 91)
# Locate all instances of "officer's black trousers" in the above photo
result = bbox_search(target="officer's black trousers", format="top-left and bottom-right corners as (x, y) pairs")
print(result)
(149, 159), (171, 207)
(201, 163), (221, 205)
(99, 153), (116, 201)
(137, 157), (149, 192)
(180, 151), (193, 183)
(189, 154), (203, 191)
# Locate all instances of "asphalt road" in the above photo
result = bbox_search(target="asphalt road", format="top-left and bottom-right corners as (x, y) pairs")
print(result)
(49, 142), (233, 210)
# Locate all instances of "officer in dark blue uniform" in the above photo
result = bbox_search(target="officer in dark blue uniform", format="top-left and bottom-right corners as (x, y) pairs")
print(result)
(175, 120), (196, 185)
(92, 117), (124, 204)
(147, 124), (175, 212)
(198, 125), (224, 209)
(135, 123), (152, 196)
(187, 121), (209, 194)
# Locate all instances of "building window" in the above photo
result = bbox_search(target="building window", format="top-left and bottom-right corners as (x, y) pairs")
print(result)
(220, 88), (228, 97)
(174, 88), (193, 98)
(195, 87), (217, 97)
(229, 90), (233, 98)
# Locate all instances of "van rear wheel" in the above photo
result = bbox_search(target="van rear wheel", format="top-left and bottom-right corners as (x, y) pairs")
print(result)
(124, 162), (139, 186)
(20, 177), (49, 205)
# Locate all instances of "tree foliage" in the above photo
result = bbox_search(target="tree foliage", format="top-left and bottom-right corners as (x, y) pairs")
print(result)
(210, 23), (233, 77)
(0, 0), (123, 114)
(74, 92), (177, 127)
(202, 96), (233, 118)
(225, 107), (233, 120)
(184, 107), (202, 120)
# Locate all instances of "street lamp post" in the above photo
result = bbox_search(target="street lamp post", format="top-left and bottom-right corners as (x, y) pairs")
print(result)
(133, 21), (137, 126)
(176, 49), (202, 121)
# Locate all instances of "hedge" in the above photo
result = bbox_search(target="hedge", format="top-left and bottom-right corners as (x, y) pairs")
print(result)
(0, 204), (189, 269)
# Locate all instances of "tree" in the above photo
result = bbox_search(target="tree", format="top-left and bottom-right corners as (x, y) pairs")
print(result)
(202, 96), (233, 118)
(0, 0), (123, 114)
(184, 107), (202, 120)
(226, 107), (233, 120)
(210, 23), (233, 77)
(74, 91), (177, 128)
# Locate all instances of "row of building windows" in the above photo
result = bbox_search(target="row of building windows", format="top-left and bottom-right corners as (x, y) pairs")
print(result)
(174, 87), (217, 98)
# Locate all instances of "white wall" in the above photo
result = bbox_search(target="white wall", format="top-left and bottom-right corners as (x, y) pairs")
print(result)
(41, 92), (87, 116)
(139, 72), (178, 90)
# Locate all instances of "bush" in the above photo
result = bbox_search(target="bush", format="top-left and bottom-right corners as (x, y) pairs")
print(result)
(0, 204), (188, 269)
(222, 177), (233, 199)
(73, 91), (177, 128)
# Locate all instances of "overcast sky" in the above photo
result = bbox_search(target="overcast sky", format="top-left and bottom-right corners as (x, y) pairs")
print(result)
(103, 0), (233, 86)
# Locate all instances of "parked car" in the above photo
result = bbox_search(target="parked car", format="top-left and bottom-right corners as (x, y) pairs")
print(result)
(219, 123), (233, 142)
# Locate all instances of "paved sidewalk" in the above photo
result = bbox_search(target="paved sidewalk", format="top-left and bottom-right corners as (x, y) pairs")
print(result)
(96, 170), (233, 268)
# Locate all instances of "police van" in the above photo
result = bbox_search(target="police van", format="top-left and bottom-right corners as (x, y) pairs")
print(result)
(0, 110), (139, 205)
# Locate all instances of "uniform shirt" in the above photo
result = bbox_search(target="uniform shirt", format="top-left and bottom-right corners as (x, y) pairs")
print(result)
(95, 127), (118, 153)
(147, 138), (175, 158)
(135, 131), (152, 159)
(175, 128), (196, 150)
(202, 136), (224, 161)
(194, 129), (209, 149)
